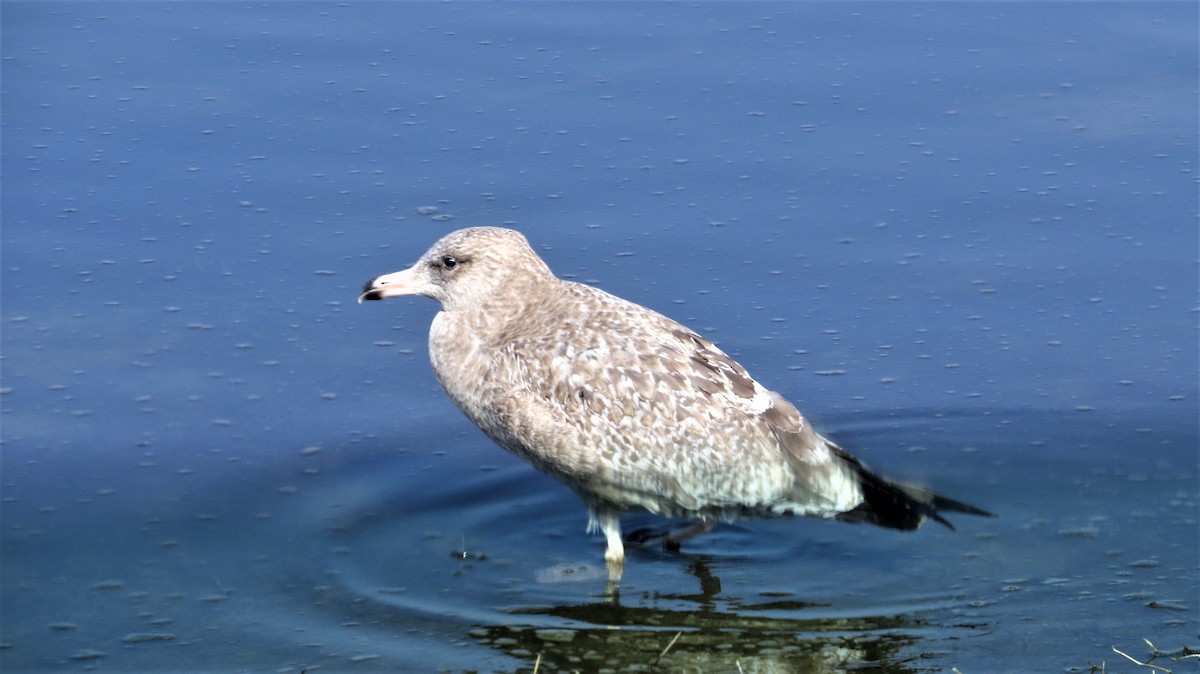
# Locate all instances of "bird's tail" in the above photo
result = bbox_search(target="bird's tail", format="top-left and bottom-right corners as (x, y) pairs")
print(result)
(831, 445), (995, 531)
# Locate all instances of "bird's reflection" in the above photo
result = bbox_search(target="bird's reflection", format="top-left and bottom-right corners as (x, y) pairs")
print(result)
(483, 555), (927, 674)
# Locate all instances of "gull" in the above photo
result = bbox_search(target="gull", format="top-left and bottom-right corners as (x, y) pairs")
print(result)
(360, 227), (992, 582)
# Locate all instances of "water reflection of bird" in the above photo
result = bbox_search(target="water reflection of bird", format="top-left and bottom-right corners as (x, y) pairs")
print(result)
(360, 227), (993, 582)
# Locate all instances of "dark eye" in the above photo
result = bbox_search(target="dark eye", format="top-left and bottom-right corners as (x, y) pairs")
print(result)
(441, 255), (459, 269)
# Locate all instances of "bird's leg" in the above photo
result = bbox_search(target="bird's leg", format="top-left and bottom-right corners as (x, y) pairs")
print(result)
(602, 519), (625, 583)
(589, 508), (625, 583)
(664, 518), (717, 550)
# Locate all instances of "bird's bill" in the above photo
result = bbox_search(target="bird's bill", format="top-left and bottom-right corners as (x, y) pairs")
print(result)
(358, 267), (420, 303)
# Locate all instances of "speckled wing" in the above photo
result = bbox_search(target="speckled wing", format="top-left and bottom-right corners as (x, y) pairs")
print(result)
(477, 283), (864, 519)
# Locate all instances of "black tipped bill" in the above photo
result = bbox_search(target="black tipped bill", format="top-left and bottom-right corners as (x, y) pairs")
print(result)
(357, 267), (422, 304)
(358, 279), (385, 302)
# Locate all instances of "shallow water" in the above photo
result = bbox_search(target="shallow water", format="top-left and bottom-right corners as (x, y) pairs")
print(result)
(2, 410), (1194, 671)
(3, 3), (1197, 672)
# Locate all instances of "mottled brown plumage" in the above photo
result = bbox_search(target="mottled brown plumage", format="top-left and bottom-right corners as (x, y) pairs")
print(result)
(360, 227), (992, 581)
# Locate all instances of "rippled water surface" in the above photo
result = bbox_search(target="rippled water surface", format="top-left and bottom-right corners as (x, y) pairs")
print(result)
(3, 3), (1197, 672)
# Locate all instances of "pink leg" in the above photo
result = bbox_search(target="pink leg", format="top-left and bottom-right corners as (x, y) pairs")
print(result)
(665, 518), (717, 549)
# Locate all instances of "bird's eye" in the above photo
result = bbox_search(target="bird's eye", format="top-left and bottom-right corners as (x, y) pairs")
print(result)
(441, 256), (459, 269)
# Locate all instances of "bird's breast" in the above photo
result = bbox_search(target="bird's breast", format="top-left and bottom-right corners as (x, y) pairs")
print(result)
(428, 312), (494, 415)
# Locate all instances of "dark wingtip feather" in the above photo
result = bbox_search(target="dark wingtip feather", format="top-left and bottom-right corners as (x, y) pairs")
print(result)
(932, 493), (997, 520)
(838, 468), (995, 532)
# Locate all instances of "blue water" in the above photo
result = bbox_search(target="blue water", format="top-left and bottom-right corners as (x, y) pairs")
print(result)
(3, 3), (1197, 672)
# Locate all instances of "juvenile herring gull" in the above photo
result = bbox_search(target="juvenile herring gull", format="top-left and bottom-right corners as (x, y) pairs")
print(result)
(360, 227), (992, 581)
